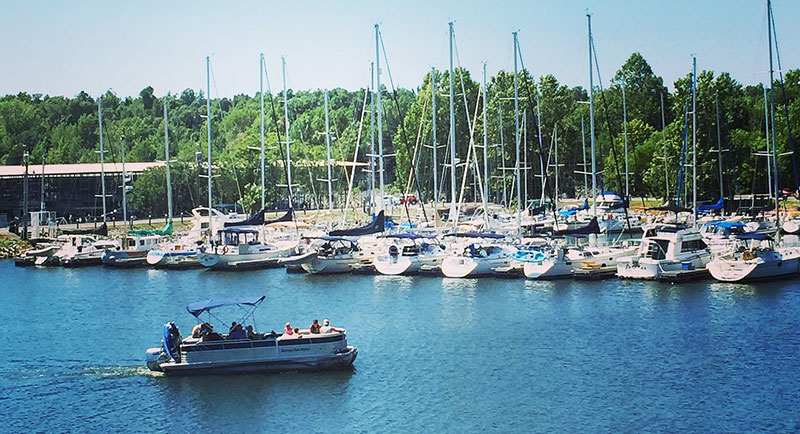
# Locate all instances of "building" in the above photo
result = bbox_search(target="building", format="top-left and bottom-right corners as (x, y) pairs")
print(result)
(0, 162), (164, 223)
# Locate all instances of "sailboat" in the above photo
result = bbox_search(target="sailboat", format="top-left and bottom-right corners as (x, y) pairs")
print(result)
(707, 0), (800, 282)
(147, 57), (244, 268)
(372, 233), (448, 275)
(104, 101), (173, 267)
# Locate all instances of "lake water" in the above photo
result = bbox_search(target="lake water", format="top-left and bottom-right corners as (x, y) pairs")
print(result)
(2, 259), (800, 432)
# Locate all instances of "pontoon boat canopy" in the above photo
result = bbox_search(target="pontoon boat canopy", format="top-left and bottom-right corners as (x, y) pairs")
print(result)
(186, 295), (266, 317)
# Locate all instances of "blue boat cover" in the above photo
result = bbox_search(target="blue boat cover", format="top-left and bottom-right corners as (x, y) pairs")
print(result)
(445, 232), (505, 239)
(735, 233), (772, 241)
(698, 198), (725, 213)
(385, 233), (434, 239)
(186, 295), (266, 317)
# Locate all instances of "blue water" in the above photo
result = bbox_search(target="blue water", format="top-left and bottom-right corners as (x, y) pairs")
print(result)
(2, 259), (800, 433)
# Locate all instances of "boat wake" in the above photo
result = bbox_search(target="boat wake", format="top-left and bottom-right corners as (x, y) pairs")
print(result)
(81, 365), (164, 378)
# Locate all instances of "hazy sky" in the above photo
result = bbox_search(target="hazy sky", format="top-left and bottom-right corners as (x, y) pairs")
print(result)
(2, 0), (797, 98)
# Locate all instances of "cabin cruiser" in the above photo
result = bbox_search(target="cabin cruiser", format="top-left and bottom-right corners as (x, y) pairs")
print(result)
(145, 296), (357, 375)
(699, 221), (747, 255)
(373, 234), (448, 276)
(439, 233), (515, 278)
(102, 234), (163, 268)
(147, 207), (243, 269)
(279, 236), (364, 274)
(197, 227), (297, 270)
(522, 241), (638, 279)
(52, 235), (119, 267)
(707, 233), (800, 282)
(13, 240), (63, 266)
(616, 223), (712, 280)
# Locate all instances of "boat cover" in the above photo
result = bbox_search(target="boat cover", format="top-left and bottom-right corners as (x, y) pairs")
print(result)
(129, 221), (173, 237)
(329, 211), (385, 236)
(444, 232), (505, 239)
(385, 233), (434, 240)
(554, 217), (600, 236)
(186, 295), (266, 317)
(735, 233), (772, 241)
(697, 198), (724, 213)
(225, 208), (293, 227)
(557, 199), (590, 217)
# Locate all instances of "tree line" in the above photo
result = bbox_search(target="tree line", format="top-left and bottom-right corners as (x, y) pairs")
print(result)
(0, 52), (797, 215)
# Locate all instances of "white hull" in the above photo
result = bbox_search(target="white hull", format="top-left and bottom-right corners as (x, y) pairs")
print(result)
(301, 256), (360, 274)
(617, 252), (711, 280)
(708, 249), (800, 282)
(523, 258), (573, 279)
(146, 250), (201, 269)
(197, 246), (295, 270)
(440, 256), (511, 278)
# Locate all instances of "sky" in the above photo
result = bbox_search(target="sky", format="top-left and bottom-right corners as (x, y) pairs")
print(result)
(1, 0), (797, 99)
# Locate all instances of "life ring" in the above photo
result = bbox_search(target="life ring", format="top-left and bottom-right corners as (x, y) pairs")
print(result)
(222, 245), (229, 254)
(742, 250), (754, 261)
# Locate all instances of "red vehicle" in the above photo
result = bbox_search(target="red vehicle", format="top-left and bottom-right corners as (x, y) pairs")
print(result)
(399, 195), (418, 205)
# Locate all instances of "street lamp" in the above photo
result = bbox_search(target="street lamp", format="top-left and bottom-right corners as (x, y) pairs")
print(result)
(22, 151), (30, 240)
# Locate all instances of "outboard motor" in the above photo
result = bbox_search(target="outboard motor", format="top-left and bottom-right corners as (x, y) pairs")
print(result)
(145, 347), (167, 372)
(388, 245), (399, 257)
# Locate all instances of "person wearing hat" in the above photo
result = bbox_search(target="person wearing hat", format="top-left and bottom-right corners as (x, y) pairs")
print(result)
(319, 319), (343, 334)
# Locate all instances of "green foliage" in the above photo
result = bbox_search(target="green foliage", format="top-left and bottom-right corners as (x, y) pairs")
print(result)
(2, 53), (800, 215)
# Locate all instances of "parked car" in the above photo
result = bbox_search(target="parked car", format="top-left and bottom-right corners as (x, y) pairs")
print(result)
(399, 195), (418, 205)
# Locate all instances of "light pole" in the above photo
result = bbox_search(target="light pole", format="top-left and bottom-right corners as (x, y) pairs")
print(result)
(22, 150), (30, 240)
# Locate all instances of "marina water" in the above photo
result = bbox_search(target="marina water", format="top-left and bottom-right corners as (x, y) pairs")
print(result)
(3, 259), (800, 432)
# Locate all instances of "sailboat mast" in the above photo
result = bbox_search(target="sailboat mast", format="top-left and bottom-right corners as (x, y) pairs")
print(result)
(691, 55), (697, 227)
(206, 56), (213, 235)
(660, 92), (669, 201)
(588, 14), (597, 218)
(164, 96), (173, 222)
(282, 56), (293, 208)
(715, 94), (724, 201)
(431, 67), (439, 206)
(763, 85), (773, 199)
(98, 98), (107, 223)
(375, 25), (385, 213)
(622, 79), (629, 201)
(121, 135), (128, 226)
(581, 115), (588, 197)
(767, 0), (780, 232)
(259, 53), (265, 210)
(499, 102), (506, 208)
(513, 31), (521, 237)
(482, 63), (489, 228)
(324, 89), (334, 211)
(370, 62), (376, 214)
(554, 123), (559, 209)
(448, 22), (457, 232)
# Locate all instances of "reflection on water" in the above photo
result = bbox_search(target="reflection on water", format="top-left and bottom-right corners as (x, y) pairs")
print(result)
(4, 260), (800, 432)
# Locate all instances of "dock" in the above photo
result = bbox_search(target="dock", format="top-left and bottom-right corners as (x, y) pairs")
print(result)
(657, 268), (710, 283)
(573, 265), (618, 280)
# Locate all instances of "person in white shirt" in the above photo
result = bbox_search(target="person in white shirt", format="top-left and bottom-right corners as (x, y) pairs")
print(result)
(319, 318), (344, 334)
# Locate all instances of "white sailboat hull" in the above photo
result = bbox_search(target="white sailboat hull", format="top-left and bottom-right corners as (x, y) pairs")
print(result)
(708, 249), (800, 282)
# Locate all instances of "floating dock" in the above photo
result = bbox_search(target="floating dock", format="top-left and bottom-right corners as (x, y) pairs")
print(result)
(657, 268), (710, 283)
